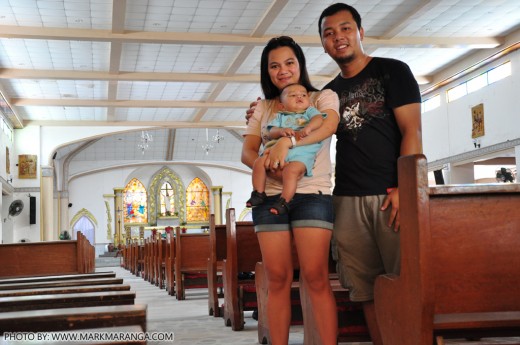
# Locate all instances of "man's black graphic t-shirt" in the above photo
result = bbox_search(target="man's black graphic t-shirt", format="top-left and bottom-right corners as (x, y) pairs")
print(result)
(324, 57), (421, 196)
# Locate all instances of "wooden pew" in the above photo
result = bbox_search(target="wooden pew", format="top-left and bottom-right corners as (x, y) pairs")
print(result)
(142, 238), (151, 282)
(222, 208), (262, 331)
(165, 231), (176, 295)
(155, 235), (167, 289)
(136, 242), (144, 278)
(174, 227), (210, 300)
(0, 272), (116, 284)
(0, 291), (136, 312)
(207, 214), (226, 317)
(0, 277), (124, 291)
(374, 154), (520, 345)
(130, 240), (144, 277)
(0, 304), (147, 334)
(0, 284), (131, 298)
(0, 232), (95, 278)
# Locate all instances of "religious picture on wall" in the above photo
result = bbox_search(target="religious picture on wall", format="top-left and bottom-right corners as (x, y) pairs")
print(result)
(6, 147), (10, 174)
(471, 103), (485, 138)
(18, 154), (37, 179)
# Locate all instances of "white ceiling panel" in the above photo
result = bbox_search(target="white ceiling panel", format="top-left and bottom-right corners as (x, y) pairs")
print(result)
(0, 0), (517, 173)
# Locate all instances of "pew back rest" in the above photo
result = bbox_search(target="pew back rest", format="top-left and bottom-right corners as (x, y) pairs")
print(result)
(226, 209), (259, 273)
(175, 228), (210, 271)
(209, 214), (227, 263)
(0, 241), (83, 278)
(428, 185), (520, 314)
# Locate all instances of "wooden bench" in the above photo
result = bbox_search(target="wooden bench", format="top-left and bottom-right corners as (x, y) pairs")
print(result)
(222, 208), (262, 331)
(143, 237), (152, 283)
(207, 213), (226, 317)
(0, 291), (136, 312)
(165, 231), (176, 295)
(0, 304), (147, 334)
(0, 277), (124, 291)
(374, 154), (520, 345)
(137, 242), (144, 277)
(174, 227), (210, 300)
(164, 231), (175, 296)
(155, 236), (167, 289)
(0, 284), (131, 298)
(0, 272), (116, 285)
(0, 232), (94, 278)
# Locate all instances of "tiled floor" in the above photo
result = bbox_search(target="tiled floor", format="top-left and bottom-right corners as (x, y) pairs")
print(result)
(104, 263), (520, 345)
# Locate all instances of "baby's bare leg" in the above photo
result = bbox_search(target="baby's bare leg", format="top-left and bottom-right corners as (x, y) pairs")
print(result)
(252, 155), (268, 192)
(280, 161), (306, 202)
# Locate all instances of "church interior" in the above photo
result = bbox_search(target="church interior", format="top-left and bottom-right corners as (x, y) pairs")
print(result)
(0, 0), (519, 344)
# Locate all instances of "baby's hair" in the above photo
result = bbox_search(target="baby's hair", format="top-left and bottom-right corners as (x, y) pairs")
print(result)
(280, 83), (308, 100)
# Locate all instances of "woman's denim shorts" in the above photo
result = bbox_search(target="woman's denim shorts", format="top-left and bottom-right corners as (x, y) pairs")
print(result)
(252, 193), (334, 232)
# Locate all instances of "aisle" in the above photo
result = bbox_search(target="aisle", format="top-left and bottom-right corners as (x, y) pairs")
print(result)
(104, 266), (306, 345)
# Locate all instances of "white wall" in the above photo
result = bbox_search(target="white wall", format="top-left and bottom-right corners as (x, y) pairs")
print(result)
(421, 48), (520, 164)
(67, 163), (251, 250)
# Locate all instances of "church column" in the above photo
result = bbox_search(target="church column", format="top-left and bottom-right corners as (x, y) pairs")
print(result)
(41, 166), (55, 241)
(211, 186), (223, 224)
(114, 188), (124, 246)
(445, 162), (475, 184)
(515, 145), (520, 179)
(59, 191), (70, 234)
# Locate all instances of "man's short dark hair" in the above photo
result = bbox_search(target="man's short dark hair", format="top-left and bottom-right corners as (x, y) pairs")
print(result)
(318, 3), (362, 37)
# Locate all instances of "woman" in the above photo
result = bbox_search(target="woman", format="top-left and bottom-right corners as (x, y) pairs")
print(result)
(241, 36), (339, 345)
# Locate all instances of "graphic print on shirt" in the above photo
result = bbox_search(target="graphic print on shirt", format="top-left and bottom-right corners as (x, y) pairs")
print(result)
(337, 77), (387, 140)
(283, 115), (308, 129)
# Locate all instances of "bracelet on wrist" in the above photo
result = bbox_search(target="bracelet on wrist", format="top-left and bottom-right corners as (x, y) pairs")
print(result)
(289, 136), (297, 149)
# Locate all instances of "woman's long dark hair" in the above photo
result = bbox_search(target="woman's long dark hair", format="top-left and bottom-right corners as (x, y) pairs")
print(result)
(260, 36), (317, 100)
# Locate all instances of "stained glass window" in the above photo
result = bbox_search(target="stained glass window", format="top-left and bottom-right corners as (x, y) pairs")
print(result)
(123, 178), (148, 223)
(160, 182), (175, 216)
(186, 177), (209, 222)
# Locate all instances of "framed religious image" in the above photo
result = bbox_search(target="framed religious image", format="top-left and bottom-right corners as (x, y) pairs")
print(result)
(471, 103), (485, 138)
(6, 147), (10, 174)
(18, 154), (37, 179)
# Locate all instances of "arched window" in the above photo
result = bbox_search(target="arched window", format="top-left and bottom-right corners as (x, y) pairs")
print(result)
(160, 182), (175, 216)
(148, 167), (185, 226)
(72, 216), (95, 245)
(123, 178), (148, 224)
(186, 177), (210, 223)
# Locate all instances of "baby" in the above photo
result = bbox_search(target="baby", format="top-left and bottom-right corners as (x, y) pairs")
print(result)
(246, 83), (326, 215)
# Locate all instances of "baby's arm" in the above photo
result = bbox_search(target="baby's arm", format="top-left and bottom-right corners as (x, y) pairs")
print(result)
(268, 126), (296, 140)
(299, 113), (324, 137)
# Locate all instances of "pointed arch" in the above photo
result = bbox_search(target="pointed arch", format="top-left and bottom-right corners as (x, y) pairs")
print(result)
(148, 167), (186, 225)
(70, 208), (97, 245)
(186, 177), (210, 223)
(238, 208), (253, 222)
(123, 178), (148, 224)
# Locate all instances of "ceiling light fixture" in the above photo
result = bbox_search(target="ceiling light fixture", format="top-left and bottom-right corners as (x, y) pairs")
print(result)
(213, 129), (224, 144)
(138, 130), (153, 154)
(202, 128), (214, 155)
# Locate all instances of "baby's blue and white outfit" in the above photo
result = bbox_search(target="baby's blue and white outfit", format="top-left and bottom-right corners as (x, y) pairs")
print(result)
(266, 106), (326, 177)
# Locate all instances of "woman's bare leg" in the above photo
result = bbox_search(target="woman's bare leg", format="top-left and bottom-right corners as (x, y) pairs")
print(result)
(257, 231), (294, 345)
(293, 227), (337, 345)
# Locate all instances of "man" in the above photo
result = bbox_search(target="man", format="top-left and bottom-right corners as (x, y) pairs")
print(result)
(319, 3), (423, 344)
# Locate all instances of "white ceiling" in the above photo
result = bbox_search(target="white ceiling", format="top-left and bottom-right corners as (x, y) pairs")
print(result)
(0, 0), (519, 173)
